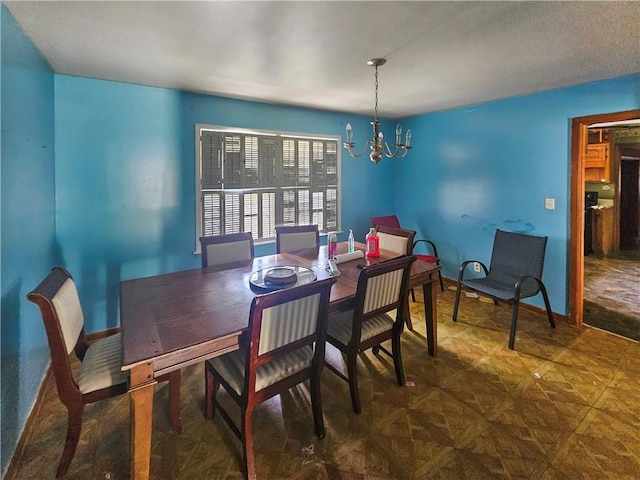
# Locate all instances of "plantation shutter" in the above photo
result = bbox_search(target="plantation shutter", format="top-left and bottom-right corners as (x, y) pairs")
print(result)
(201, 131), (223, 189)
(198, 126), (339, 242)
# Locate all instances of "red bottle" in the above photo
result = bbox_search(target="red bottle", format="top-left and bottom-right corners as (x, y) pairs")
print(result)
(365, 228), (380, 258)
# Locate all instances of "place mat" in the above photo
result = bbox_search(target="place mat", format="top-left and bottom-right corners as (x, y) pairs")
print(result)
(249, 265), (317, 293)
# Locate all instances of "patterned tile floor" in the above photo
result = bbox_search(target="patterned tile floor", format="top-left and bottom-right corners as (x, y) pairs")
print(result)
(6, 287), (640, 479)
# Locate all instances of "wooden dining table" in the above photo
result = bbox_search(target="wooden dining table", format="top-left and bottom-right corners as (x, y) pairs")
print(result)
(120, 241), (441, 479)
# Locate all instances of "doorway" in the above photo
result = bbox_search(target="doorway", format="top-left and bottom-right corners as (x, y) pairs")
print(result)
(619, 145), (640, 250)
(568, 109), (640, 327)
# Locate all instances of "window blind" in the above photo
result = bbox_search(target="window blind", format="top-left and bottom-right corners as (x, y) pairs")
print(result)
(197, 127), (340, 244)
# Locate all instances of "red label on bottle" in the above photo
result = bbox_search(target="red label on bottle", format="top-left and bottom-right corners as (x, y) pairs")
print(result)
(366, 235), (379, 258)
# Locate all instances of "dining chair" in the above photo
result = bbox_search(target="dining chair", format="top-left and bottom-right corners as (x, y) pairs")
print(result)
(371, 214), (444, 291)
(325, 255), (416, 414)
(204, 276), (337, 480)
(374, 225), (417, 329)
(376, 225), (416, 256)
(452, 229), (555, 349)
(200, 232), (255, 267)
(275, 224), (320, 253)
(26, 267), (182, 478)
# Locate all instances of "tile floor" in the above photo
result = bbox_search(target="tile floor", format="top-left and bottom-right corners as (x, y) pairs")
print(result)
(583, 249), (640, 341)
(6, 287), (640, 479)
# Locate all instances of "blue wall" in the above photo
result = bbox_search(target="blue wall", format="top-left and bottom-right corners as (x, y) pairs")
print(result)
(1, 3), (639, 474)
(397, 74), (640, 313)
(53, 77), (394, 334)
(53, 73), (639, 332)
(1, 5), (57, 475)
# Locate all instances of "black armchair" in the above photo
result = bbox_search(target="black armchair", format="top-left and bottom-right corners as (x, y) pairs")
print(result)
(452, 229), (555, 349)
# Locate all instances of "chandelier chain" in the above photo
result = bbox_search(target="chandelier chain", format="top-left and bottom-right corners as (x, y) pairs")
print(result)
(374, 65), (379, 121)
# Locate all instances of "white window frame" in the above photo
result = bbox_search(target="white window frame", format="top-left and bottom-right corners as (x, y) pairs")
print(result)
(195, 124), (342, 253)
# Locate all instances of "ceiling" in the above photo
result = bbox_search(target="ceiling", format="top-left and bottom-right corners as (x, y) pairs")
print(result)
(5, 1), (640, 118)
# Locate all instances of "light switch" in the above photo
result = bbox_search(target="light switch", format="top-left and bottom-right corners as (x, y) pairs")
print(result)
(544, 198), (555, 210)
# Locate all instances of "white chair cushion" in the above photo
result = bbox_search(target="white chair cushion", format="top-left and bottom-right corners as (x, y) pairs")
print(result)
(209, 345), (314, 395)
(205, 241), (252, 266)
(259, 293), (321, 355)
(279, 232), (317, 252)
(327, 310), (394, 346)
(377, 232), (408, 256)
(51, 278), (85, 355)
(363, 270), (403, 314)
(77, 333), (128, 394)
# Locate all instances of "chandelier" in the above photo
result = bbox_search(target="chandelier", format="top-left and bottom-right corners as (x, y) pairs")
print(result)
(343, 58), (412, 164)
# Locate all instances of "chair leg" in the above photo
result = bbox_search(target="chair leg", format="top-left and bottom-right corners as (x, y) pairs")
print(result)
(346, 352), (361, 414)
(241, 408), (256, 480)
(437, 268), (445, 292)
(56, 404), (83, 478)
(508, 301), (520, 350)
(404, 294), (413, 331)
(168, 370), (182, 433)
(391, 332), (406, 386)
(310, 370), (326, 439)
(411, 288), (416, 302)
(452, 284), (462, 322)
(204, 361), (217, 420)
(539, 283), (556, 328)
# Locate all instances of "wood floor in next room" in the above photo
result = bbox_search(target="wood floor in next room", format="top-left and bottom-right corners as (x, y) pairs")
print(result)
(7, 288), (640, 479)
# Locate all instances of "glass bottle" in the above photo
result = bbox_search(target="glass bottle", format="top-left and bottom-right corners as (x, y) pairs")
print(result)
(347, 229), (355, 253)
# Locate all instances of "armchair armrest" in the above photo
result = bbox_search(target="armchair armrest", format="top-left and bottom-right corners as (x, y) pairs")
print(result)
(457, 260), (489, 282)
(513, 274), (544, 300)
(413, 239), (439, 258)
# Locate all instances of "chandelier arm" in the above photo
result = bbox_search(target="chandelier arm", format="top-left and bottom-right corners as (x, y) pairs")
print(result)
(344, 139), (373, 158)
(383, 141), (403, 158)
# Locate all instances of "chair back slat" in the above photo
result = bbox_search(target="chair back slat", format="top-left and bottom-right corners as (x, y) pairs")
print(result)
(205, 241), (252, 266)
(275, 225), (320, 253)
(51, 279), (85, 355)
(279, 232), (318, 253)
(375, 225), (416, 256)
(363, 270), (404, 314)
(200, 233), (255, 267)
(259, 293), (321, 355)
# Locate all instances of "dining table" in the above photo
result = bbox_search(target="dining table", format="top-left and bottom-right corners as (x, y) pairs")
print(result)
(120, 241), (441, 479)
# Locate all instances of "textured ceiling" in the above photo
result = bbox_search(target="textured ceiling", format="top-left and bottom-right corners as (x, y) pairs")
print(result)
(5, 1), (640, 118)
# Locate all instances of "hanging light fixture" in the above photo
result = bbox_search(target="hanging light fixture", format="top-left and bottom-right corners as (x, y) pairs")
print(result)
(343, 58), (412, 164)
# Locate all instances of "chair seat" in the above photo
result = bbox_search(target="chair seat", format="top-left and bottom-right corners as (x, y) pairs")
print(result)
(208, 345), (314, 395)
(328, 310), (394, 346)
(416, 254), (438, 264)
(77, 333), (129, 394)
(462, 276), (539, 302)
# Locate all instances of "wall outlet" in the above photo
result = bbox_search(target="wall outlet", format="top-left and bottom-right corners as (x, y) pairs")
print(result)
(544, 197), (555, 210)
(473, 262), (481, 273)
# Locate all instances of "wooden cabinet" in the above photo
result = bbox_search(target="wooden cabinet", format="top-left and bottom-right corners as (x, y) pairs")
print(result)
(583, 130), (611, 182)
(593, 207), (614, 255)
(584, 143), (609, 168)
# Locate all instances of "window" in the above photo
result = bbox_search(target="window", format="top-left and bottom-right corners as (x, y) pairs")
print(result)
(195, 124), (341, 251)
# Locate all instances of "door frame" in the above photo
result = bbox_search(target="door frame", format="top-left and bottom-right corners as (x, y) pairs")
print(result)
(568, 109), (640, 326)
